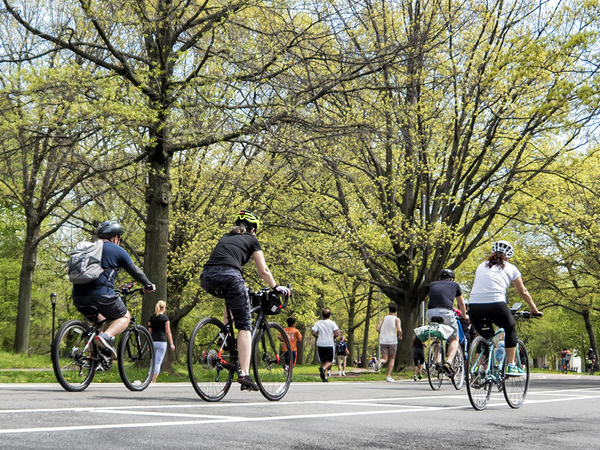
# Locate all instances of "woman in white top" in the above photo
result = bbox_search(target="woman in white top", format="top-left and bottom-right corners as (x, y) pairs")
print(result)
(469, 241), (542, 375)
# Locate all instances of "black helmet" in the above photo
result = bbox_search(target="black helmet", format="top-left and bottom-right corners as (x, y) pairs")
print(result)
(96, 221), (124, 239)
(439, 268), (455, 280)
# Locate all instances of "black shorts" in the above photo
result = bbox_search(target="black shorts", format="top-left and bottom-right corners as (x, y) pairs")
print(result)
(317, 346), (334, 364)
(413, 353), (425, 365)
(469, 302), (517, 347)
(72, 294), (128, 320)
(201, 265), (251, 331)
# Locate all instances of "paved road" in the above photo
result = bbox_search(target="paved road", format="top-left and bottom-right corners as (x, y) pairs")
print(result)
(1, 373), (599, 449)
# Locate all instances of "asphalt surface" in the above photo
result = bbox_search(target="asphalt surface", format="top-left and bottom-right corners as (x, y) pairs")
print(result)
(1, 373), (599, 449)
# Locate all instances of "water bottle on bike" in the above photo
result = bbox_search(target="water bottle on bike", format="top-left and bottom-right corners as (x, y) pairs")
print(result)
(495, 340), (505, 368)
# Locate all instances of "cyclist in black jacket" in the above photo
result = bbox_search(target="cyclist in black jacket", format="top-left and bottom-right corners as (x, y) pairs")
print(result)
(200, 211), (290, 391)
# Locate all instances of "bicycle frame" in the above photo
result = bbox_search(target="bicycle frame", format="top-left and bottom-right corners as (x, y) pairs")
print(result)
(52, 283), (154, 392)
(473, 327), (506, 388)
(187, 286), (293, 401)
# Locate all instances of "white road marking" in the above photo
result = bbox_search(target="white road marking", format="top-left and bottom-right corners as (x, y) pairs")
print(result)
(0, 387), (599, 435)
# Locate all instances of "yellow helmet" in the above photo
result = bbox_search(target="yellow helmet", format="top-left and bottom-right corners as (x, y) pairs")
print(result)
(234, 210), (260, 231)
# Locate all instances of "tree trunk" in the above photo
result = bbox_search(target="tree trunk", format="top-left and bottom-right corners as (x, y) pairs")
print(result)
(296, 326), (307, 365)
(14, 224), (40, 353)
(347, 294), (356, 365)
(142, 151), (171, 324)
(583, 309), (598, 369)
(360, 287), (374, 368)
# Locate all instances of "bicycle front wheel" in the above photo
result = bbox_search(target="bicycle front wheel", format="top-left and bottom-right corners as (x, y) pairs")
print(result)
(118, 325), (154, 391)
(503, 339), (530, 408)
(187, 318), (235, 402)
(451, 344), (465, 390)
(252, 321), (292, 401)
(51, 319), (96, 392)
(427, 339), (444, 391)
(466, 336), (492, 410)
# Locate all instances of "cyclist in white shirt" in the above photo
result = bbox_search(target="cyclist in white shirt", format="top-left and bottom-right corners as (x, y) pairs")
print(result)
(469, 240), (542, 375)
(312, 308), (341, 382)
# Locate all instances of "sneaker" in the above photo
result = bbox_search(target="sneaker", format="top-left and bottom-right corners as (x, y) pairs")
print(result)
(413, 375), (417, 381)
(94, 333), (117, 358)
(507, 365), (525, 376)
(386, 376), (396, 382)
(319, 366), (326, 381)
(443, 361), (454, 376)
(237, 375), (259, 391)
(339, 371), (342, 376)
(418, 373), (422, 380)
(342, 371), (346, 376)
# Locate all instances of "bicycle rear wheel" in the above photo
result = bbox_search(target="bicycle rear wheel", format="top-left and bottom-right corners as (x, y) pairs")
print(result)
(187, 318), (235, 401)
(118, 325), (154, 391)
(427, 339), (444, 391)
(503, 339), (530, 408)
(451, 344), (465, 390)
(252, 321), (292, 401)
(51, 319), (96, 392)
(466, 336), (492, 410)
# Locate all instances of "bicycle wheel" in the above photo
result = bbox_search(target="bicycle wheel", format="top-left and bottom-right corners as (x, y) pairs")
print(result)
(503, 339), (530, 408)
(451, 344), (465, 390)
(118, 325), (154, 391)
(427, 339), (444, 391)
(51, 319), (96, 392)
(252, 321), (292, 401)
(187, 318), (235, 401)
(466, 336), (492, 410)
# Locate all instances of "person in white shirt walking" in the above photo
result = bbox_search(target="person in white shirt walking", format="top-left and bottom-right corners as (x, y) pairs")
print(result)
(377, 302), (403, 382)
(312, 308), (341, 382)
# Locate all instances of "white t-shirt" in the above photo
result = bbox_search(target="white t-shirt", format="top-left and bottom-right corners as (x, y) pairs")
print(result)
(469, 261), (521, 304)
(312, 319), (339, 347)
(379, 315), (400, 345)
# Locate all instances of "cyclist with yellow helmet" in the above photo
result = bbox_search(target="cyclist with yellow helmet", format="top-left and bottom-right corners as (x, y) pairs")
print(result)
(200, 210), (290, 391)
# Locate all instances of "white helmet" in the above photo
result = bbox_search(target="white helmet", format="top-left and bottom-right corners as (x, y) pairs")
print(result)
(492, 240), (514, 258)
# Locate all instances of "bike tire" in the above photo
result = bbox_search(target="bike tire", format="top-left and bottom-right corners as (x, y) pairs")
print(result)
(502, 339), (530, 408)
(187, 317), (235, 402)
(51, 319), (96, 392)
(252, 321), (293, 401)
(451, 344), (465, 390)
(427, 339), (444, 391)
(466, 336), (492, 410)
(118, 325), (155, 391)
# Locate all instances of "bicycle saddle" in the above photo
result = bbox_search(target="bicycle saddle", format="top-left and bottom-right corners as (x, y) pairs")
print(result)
(77, 305), (99, 320)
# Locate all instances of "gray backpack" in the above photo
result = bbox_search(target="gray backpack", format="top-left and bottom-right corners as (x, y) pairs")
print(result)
(67, 240), (105, 284)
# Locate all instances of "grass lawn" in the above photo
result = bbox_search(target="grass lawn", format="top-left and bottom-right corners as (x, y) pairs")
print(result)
(0, 351), (577, 383)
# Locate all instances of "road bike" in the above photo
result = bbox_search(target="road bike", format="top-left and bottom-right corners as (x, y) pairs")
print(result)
(425, 318), (466, 391)
(466, 302), (540, 410)
(187, 286), (293, 401)
(51, 282), (155, 392)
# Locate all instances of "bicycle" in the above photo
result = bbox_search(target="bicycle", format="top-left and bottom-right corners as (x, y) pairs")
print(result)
(425, 318), (466, 391)
(51, 282), (155, 392)
(187, 286), (293, 402)
(466, 302), (541, 410)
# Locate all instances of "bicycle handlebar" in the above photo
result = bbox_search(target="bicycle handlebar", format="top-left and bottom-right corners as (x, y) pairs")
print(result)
(512, 311), (542, 319)
(248, 285), (293, 312)
(116, 281), (144, 297)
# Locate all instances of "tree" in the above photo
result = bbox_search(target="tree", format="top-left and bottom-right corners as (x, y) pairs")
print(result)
(2, 0), (409, 326)
(510, 150), (600, 364)
(264, 0), (600, 364)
